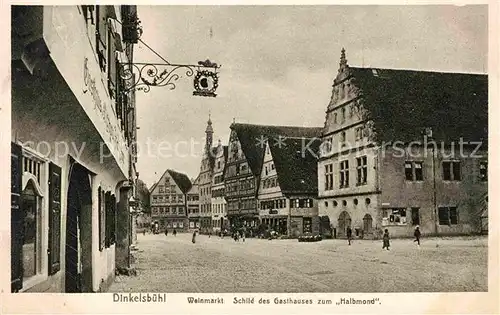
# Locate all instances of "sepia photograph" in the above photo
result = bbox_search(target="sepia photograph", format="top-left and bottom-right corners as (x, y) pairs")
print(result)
(3, 2), (498, 313)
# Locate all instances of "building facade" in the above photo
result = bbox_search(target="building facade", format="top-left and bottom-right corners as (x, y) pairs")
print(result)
(11, 5), (140, 292)
(225, 124), (322, 230)
(318, 49), (488, 238)
(257, 138), (321, 237)
(198, 117), (216, 234)
(150, 170), (192, 232)
(187, 175), (200, 230)
(211, 141), (228, 233)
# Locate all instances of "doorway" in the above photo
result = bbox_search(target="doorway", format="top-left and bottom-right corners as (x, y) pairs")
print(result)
(65, 163), (93, 293)
(363, 214), (373, 234)
(337, 211), (352, 237)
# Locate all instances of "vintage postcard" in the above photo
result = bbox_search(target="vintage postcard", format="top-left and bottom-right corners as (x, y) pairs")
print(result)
(1, 1), (498, 314)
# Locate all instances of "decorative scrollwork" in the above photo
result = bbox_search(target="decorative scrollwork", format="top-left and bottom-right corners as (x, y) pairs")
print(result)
(119, 62), (220, 96)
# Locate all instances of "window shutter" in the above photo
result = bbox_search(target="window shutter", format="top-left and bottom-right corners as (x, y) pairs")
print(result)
(98, 187), (105, 251)
(48, 162), (62, 275)
(111, 195), (116, 244)
(107, 26), (117, 99)
(105, 192), (111, 248)
(11, 142), (23, 292)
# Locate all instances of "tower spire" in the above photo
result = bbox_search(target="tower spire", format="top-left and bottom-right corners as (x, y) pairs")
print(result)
(340, 47), (347, 68)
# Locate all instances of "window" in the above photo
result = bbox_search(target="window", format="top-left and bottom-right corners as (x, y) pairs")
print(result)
(271, 163), (275, 170)
(405, 161), (424, 181)
(334, 112), (338, 124)
(479, 161), (487, 181)
(356, 156), (368, 185)
(11, 143), (62, 292)
(340, 131), (346, 146)
(340, 160), (349, 188)
(322, 137), (333, 156)
(294, 199), (300, 208)
(159, 186), (164, 193)
(217, 161), (221, 169)
(333, 200), (338, 207)
(355, 127), (364, 140)
(438, 206), (458, 225)
(95, 6), (108, 72)
(411, 207), (420, 226)
(324, 164), (334, 190)
(382, 208), (407, 226)
(341, 107), (346, 122)
(265, 166), (268, 176)
(443, 161), (461, 181)
(81, 5), (95, 25)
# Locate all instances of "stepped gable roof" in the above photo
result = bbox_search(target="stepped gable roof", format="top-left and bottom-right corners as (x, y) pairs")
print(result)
(269, 137), (321, 196)
(348, 67), (488, 144)
(230, 123), (323, 176)
(167, 169), (193, 194)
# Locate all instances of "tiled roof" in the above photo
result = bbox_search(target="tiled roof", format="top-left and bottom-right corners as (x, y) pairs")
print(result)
(167, 169), (193, 194)
(231, 123), (323, 176)
(270, 137), (321, 195)
(349, 67), (488, 144)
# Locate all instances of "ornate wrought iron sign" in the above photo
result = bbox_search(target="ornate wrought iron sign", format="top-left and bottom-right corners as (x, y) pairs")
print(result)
(193, 59), (219, 97)
(118, 59), (220, 97)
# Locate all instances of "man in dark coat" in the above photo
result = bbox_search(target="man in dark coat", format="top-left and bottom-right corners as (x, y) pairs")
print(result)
(413, 226), (421, 246)
(346, 227), (353, 245)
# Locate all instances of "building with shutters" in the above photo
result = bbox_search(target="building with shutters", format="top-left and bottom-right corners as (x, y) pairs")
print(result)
(318, 49), (488, 239)
(187, 175), (201, 231)
(257, 137), (321, 237)
(11, 5), (140, 292)
(225, 123), (322, 230)
(211, 141), (229, 234)
(150, 169), (192, 232)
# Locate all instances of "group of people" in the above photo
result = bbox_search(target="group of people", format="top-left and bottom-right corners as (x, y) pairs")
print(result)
(345, 226), (422, 250)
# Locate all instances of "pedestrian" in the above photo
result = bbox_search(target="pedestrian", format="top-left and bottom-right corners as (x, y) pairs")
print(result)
(241, 231), (245, 242)
(143, 229), (146, 236)
(173, 229), (177, 236)
(414, 226), (421, 246)
(382, 229), (390, 250)
(192, 231), (197, 244)
(164, 229), (168, 236)
(346, 227), (353, 245)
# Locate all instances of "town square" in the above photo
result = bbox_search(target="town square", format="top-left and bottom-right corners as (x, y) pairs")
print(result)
(7, 4), (492, 302)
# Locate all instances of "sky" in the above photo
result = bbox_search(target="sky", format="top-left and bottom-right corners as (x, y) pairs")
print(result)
(133, 5), (488, 187)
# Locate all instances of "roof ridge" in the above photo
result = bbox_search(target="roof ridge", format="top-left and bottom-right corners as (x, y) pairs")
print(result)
(350, 66), (487, 76)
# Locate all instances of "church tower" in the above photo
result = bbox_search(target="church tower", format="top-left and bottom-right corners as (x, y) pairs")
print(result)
(205, 114), (214, 154)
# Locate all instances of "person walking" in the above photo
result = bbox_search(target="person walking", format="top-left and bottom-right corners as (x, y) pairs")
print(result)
(164, 229), (168, 236)
(382, 229), (390, 250)
(173, 229), (177, 236)
(413, 226), (421, 246)
(241, 230), (245, 242)
(346, 226), (353, 246)
(192, 231), (197, 244)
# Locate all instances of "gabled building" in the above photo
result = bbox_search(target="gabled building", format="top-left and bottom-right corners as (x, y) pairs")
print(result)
(11, 5), (140, 293)
(211, 140), (229, 233)
(225, 123), (322, 229)
(318, 49), (488, 238)
(257, 137), (322, 237)
(150, 169), (192, 232)
(187, 175), (200, 230)
(198, 116), (218, 234)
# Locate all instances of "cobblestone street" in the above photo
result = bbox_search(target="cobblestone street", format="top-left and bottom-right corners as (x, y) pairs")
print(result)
(108, 233), (487, 293)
